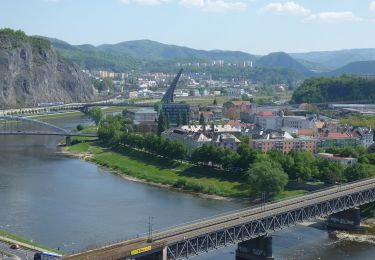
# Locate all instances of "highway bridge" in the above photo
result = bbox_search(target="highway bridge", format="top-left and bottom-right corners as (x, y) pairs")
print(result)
(63, 177), (375, 260)
(0, 116), (97, 145)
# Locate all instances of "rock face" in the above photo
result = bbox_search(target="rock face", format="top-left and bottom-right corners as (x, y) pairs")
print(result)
(0, 29), (96, 108)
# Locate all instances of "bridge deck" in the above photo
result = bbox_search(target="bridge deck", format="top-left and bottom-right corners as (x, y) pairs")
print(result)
(0, 131), (97, 137)
(63, 177), (375, 260)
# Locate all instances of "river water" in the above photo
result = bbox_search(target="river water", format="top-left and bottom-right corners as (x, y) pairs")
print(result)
(0, 115), (374, 259)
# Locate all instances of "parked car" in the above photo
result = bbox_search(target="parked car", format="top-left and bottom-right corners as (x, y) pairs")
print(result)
(10, 244), (20, 250)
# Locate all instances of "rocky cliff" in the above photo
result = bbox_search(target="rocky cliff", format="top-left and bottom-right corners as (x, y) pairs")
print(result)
(0, 29), (96, 108)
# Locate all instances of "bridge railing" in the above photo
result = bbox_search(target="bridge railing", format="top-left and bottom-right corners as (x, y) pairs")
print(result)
(135, 177), (375, 238)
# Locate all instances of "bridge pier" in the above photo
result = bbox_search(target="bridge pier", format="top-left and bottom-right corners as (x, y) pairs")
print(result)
(236, 235), (274, 260)
(327, 207), (361, 231)
(66, 136), (71, 146)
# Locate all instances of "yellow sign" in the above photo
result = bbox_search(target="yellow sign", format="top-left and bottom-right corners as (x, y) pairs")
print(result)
(131, 245), (152, 256)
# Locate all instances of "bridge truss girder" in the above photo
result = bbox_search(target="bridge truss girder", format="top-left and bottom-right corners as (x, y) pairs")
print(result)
(0, 116), (69, 135)
(167, 187), (375, 260)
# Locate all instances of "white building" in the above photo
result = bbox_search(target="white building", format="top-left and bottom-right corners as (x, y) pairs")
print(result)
(126, 108), (157, 125)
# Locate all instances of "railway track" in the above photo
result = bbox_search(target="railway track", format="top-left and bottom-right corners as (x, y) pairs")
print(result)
(64, 177), (375, 259)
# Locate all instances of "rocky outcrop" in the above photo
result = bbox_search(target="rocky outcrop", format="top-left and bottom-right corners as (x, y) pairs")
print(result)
(0, 29), (97, 108)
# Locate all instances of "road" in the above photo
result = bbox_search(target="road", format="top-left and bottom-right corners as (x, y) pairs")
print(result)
(0, 240), (36, 260)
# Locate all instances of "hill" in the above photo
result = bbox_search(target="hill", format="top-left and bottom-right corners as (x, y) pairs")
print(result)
(0, 29), (96, 108)
(289, 49), (375, 70)
(291, 75), (375, 104)
(255, 52), (313, 76)
(326, 60), (375, 76)
(97, 39), (256, 63)
(47, 38), (140, 72)
(46, 37), (374, 79)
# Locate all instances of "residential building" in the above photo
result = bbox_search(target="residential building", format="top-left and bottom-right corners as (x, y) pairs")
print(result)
(162, 128), (211, 154)
(125, 108), (158, 125)
(162, 125), (241, 154)
(319, 132), (360, 150)
(352, 127), (374, 148)
(213, 134), (241, 151)
(316, 153), (358, 166)
(223, 101), (255, 119)
(251, 138), (319, 154)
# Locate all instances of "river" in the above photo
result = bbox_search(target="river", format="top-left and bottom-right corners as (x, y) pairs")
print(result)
(0, 115), (374, 259)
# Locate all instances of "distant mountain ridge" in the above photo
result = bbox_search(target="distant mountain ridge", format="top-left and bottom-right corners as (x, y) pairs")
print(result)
(255, 52), (313, 76)
(96, 39), (256, 63)
(325, 60), (375, 76)
(45, 37), (375, 77)
(289, 48), (375, 70)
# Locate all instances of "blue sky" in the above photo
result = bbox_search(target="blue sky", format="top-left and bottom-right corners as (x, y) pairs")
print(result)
(1, 0), (375, 54)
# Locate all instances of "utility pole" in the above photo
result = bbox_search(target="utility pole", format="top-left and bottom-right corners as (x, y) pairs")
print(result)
(148, 216), (154, 243)
(262, 192), (266, 211)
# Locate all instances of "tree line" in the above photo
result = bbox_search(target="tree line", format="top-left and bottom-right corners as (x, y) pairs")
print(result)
(292, 75), (375, 103)
(191, 143), (375, 196)
(92, 112), (375, 198)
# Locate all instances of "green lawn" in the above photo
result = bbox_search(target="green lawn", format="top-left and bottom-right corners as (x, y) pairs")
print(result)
(67, 142), (305, 199)
(91, 145), (251, 197)
(0, 229), (64, 254)
(274, 189), (306, 200)
(31, 111), (84, 120)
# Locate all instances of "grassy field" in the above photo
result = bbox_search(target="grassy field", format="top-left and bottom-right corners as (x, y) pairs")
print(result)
(340, 114), (375, 129)
(0, 229), (63, 254)
(67, 142), (305, 199)
(102, 106), (140, 113)
(30, 111), (84, 120)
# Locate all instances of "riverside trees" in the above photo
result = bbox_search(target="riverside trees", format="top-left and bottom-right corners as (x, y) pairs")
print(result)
(246, 161), (288, 197)
(88, 107), (104, 126)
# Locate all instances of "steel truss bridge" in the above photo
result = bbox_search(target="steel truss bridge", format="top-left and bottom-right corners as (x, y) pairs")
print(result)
(0, 116), (97, 138)
(64, 177), (375, 260)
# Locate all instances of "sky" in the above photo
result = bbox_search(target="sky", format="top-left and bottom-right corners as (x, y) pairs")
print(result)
(0, 0), (375, 54)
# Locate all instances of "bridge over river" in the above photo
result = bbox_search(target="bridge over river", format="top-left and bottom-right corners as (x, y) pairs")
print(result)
(0, 116), (97, 145)
(63, 177), (375, 260)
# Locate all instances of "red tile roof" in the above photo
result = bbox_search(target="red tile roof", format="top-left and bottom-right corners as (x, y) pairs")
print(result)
(257, 111), (274, 116)
(321, 132), (354, 139)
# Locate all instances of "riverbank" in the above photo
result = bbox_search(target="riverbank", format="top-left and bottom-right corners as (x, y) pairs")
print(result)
(64, 141), (305, 200)
(0, 230), (63, 255)
(29, 111), (84, 120)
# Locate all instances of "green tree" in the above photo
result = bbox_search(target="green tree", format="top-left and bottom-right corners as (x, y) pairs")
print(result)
(177, 111), (182, 126)
(288, 150), (319, 182)
(246, 161), (288, 197)
(88, 107), (103, 126)
(213, 98), (218, 106)
(199, 112), (206, 125)
(182, 111), (188, 125)
(76, 124), (84, 131)
(98, 115), (124, 145)
(157, 110), (167, 136)
(317, 159), (344, 184)
(221, 148), (240, 170)
(237, 143), (258, 169)
(344, 163), (375, 182)
(191, 145), (224, 166)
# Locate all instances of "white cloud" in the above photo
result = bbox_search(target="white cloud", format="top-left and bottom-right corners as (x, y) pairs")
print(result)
(120, 0), (168, 6)
(370, 1), (375, 12)
(179, 0), (248, 12)
(307, 11), (362, 23)
(258, 1), (310, 16)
